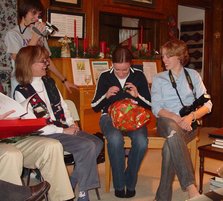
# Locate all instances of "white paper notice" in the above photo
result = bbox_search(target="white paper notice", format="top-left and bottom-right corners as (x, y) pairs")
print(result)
(91, 61), (110, 84)
(0, 93), (26, 118)
(143, 62), (157, 83)
(71, 58), (93, 86)
(50, 12), (83, 38)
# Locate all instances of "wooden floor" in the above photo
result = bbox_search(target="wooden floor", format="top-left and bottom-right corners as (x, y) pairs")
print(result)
(29, 127), (222, 201)
(88, 127), (222, 201)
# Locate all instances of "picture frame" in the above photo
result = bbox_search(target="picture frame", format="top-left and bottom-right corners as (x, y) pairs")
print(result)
(90, 59), (111, 85)
(50, 0), (82, 9)
(71, 58), (93, 86)
(48, 9), (85, 38)
(142, 61), (158, 84)
(131, 59), (161, 84)
(113, 0), (155, 8)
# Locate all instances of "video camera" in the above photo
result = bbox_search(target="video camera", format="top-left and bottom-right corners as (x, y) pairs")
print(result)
(32, 18), (59, 37)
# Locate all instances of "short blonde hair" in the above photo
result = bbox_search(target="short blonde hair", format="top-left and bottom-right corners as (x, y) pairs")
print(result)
(161, 39), (189, 66)
(15, 46), (49, 85)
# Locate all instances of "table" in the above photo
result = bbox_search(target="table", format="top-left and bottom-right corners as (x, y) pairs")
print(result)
(198, 144), (223, 193)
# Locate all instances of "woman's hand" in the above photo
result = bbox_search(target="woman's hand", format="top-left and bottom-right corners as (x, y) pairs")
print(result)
(158, 109), (193, 131)
(63, 123), (80, 135)
(106, 86), (120, 99)
(63, 80), (78, 94)
(124, 82), (138, 98)
(178, 114), (193, 131)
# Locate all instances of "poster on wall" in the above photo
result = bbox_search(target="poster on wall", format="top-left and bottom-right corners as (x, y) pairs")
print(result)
(142, 62), (157, 83)
(91, 60), (110, 85)
(71, 58), (93, 86)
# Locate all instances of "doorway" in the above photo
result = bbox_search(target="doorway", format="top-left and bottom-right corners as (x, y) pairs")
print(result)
(178, 5), (205, 77)
(177, 1), (215, 127)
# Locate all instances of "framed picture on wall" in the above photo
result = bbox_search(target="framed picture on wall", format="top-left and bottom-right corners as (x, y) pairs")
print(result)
(48, 10), (85, 38)
(71, 58), (93, 86)
(51, 0), (82, 9)
(113, 0), (155, 8)
(142, 61), (157, 84)
(90, 59), (111, 85)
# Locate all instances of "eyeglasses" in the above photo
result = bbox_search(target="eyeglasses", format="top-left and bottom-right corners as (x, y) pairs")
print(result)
(36, 58), (50, 66)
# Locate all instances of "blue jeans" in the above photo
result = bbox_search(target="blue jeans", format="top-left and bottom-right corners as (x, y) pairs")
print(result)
(47, 131), (103, 191)
(100, 114), (148, 191)
(155, 117), (197, 201)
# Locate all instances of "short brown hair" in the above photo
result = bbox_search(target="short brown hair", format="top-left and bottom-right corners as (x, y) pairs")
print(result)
(18, 0), (44, 20)
(15, 46), (49, 85)
(161, 39), (189, 66)
(112, 46), (133, 63)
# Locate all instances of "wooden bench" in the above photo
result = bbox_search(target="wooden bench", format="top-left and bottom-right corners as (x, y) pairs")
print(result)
(104, 113), (199, 192)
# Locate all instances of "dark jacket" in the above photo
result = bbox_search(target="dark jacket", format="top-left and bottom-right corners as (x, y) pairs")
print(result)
(91, 67), (151, 114)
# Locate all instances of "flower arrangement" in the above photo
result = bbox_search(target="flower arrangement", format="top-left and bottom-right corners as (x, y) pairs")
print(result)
(49, 42), (159, 60)
(130, 46), (159, 60)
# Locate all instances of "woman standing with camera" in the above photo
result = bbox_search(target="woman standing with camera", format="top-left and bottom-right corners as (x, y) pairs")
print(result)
(151, 39), (212, 201)
(4, 0), (75, 96)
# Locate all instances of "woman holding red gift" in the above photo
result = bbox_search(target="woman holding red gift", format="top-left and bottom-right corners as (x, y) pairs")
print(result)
(14, 46), (103, 201)
(92, 46), (151, 198)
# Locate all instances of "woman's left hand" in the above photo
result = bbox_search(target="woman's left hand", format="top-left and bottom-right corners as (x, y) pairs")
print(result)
(64, 122), (80, 135)
(124, 82), (138, 98)
(70, 122), (80, 134)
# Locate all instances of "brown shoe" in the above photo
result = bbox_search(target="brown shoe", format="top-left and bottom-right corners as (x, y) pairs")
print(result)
(26, 181), (50, 201)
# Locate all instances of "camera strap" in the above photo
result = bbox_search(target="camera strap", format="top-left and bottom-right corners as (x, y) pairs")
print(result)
(169, 69), (196, 107)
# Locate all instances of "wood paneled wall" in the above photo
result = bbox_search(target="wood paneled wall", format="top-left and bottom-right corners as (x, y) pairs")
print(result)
(208, 0), (223, 127)
(42, 0), (223, 127)
(46, 0), (177, 46)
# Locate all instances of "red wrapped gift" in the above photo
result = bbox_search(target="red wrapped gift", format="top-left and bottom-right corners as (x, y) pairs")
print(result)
(0, 118), (46, 139)
(108, 98), (150, 131)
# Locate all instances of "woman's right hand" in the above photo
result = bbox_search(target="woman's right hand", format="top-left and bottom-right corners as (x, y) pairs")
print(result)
(178, 117), (193, 131)
(106, 86), (120, 99)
